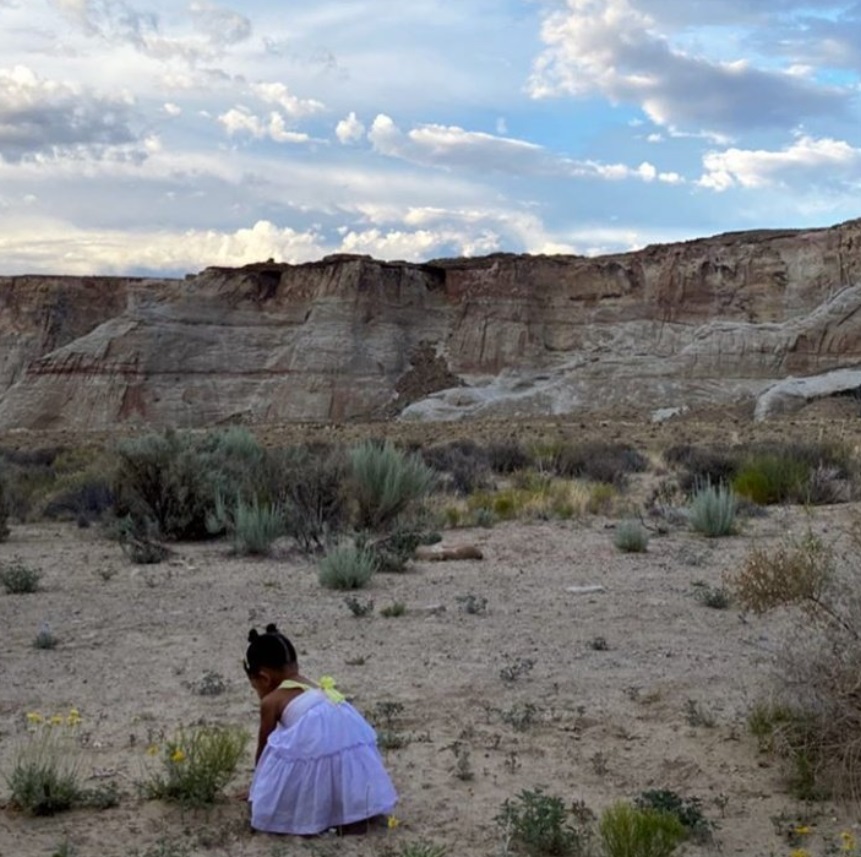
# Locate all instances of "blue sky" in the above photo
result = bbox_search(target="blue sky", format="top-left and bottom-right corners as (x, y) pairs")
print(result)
(0, 0), (859, 275)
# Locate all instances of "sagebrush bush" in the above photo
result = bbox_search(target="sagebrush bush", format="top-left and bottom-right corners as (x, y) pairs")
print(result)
(732, 453), (810, 505)
(116, 516), (169, 564)
(422, 440), (492, 495)
(599, 802), (685, 857)
(688, 481), (736, 537)
(486, 440), (534, 474)
(350, 440), (436, 531)
(319, 544), (378, 590)
(142, 724), (248, 806)
(547, 441), (648, 487)
(210, 494), (283, 556)
(635, 790), (714, 843)
(664, 445), (738, 494)
(614, 520), (649, 553)
(0, 472), (9, 541)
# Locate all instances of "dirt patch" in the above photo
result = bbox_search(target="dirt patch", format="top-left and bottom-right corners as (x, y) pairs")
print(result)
(1, 502), (858, 856)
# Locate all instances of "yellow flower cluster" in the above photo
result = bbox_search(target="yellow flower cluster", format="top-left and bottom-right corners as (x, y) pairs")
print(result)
(842, 831), (858, 852)
(170, 748), (187, 763)
(789, 849), (811, 857)
(25, 708), (82, 728)
(387, 815), (399, 830)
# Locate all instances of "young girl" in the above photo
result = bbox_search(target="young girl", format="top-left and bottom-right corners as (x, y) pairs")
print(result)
(243, 623), (397, 836)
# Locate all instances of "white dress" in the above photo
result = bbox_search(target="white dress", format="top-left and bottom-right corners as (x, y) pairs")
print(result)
(249, 682), (398, 835)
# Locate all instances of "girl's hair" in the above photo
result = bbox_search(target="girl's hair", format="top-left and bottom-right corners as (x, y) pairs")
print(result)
(244, 623), (298, 676)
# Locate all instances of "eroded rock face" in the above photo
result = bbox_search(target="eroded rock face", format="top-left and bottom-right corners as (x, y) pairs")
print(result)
(1, 219), (860, 430)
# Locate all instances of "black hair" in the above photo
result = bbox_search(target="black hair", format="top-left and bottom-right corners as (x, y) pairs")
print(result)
(243, 623), (298, 676)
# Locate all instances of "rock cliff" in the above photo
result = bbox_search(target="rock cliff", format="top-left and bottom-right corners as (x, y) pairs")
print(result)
(1, 218), (860, 431)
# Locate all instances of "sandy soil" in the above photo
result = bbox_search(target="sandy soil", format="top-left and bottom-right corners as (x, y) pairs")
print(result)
(0, 503), (858, 857)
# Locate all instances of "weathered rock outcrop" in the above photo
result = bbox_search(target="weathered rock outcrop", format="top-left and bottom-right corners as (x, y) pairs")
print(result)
(1, 219), (860, 430)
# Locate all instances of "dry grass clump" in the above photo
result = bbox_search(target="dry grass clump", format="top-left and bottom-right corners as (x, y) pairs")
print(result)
(728, 528), (861, 800)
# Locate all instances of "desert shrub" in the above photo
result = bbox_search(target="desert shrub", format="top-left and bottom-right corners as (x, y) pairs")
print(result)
(395, 844), (448, 857)
(363, 525), (424, 573)
(614, 520), (649, 553)
(599, 802), (685, 857)
(586, 483), (616, 515)
(732, 454), (811, 505)
(42, 475), (115, 522)
(271, 444), (349, 552)
(209, 493), (283, 556)
(550, 442), (648, 487)
(664, 445), (739, 494)
(0, 560), (42, 593)
(380, 602), (407, 618)
(319, 544), (377, 590)
(496, 787), (587, 856)
(116, 516), (169, 564)
(728, 530), (861, 800)
(688, 481), (736, 537)
(34, 624), (58, 649)
(422, 439), (492, 495)
(344, 595), (374, 617)
(350, 440), (436, 532)
(692, 582), (731, 609)
(486, 440), (534, 474)
(0, 472), (9, 541)
(142, 724), (248, 806)
(0, 447), (62, 521)
(6, 709), (84, 816)
(635, 790), (714, 843)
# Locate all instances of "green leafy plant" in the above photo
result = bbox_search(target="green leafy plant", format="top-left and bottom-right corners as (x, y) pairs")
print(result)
(496, 787), (587, 855)
(599, 801), (685, 857)
(688, 481), (737, 537)
(395, 844), (448, 857)
(318, 543), (378, 590)
(344, 595), (375, 617)
(141, 724), (248, 806)
(0, 560), (42, 593)
(635, 790), (715, 843)
(691, 582), (732, 609)
(210, 493), (283, 556)
(613, 520), (649, 553)
(380, 602), (407, 618)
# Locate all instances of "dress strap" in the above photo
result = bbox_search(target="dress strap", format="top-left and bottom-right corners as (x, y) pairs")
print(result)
(278, 679), (311, 691)
(277, 677), (345, 703)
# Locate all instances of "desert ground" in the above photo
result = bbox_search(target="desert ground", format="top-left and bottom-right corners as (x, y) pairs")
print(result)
(1, 407), (861, 857)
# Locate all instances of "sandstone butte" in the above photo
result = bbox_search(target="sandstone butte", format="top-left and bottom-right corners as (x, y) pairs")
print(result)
(1, 217), (860, 432)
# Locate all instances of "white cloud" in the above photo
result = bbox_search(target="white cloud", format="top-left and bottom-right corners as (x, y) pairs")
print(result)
(217, 107), (310, 144)
(335, 111), (365, 145)
(699, 135), (861, 191)
(529, 0), (848, 133)
(249, 81), (325, 119)
(163, 102), (181, 117)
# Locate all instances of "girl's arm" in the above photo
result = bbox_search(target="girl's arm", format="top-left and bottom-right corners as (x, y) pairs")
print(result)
(255, 694), (282, 765)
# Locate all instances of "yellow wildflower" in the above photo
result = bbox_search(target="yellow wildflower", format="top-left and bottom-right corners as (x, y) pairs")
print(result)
(790, 849), (811, 857)
(26, 712), (44, 725)
(66, 708), (82, 726)
(795, 825), (812, 835)
(146, 744), (159, 757)
(170, 748), (186, 763)
(842, 831), (857, 852)
(387, 815), (399, 830)
(49, 714), (64, 726)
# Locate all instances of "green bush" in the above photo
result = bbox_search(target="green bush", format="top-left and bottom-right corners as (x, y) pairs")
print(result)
(635, 790), (714, 843)
(664, 445), (738, 494)
(732, 454), (810, 505)
(550, 441), (648, 487)
(599, 801), (685, 857)
(319, 544), (377, 590)
(142, 724), (248, 807)
(350, 440), (436, 531)
(496, 787), (587, 856)
(614, 520), (649, 553)
(0, 560), (42, 593)
(688, 482), (736, 537)
(210, 494), (283, 556)
(422, 439), (492, 495)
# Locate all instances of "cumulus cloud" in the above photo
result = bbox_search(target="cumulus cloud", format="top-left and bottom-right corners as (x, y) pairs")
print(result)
(335, 112), (365, 145)
(528, 0), (848, 133)
(0, 65), (136, 161)
(368, 114), (684, 184)
(249, 82), (325, 119)
(217, 107), (310, 144)
(188, 1), (251, 47)
(699, 135), (861, 191)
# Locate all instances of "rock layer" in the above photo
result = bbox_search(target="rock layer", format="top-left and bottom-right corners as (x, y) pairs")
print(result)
(1, 219), (860, 430)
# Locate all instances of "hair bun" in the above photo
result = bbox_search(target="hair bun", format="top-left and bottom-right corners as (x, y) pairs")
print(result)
(265, 623), (278, 633)
(248, 629), (259, 642)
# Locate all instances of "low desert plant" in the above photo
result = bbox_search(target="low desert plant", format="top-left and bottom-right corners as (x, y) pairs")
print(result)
(116, 516), (169, 564)
(380, 602), (407, 618)
(210, 493), (283, 556)
(0, 560), (42, 593)
(188, 670), (227, 697)
(0, 473), (10, 541)
(6, 709), (84, 816)
(688, 481), (736, 537)
(344, 595), (374, 617)
(141, 724), (248, 806)
(318, 544), (377, 590)
(496, 787), (587, 856)
(614, 520), (649, 553)
(422, 439), (492, 495)
(635, 790), (715, 843)
(599, 801), (685, 857)
(691, 582), (731, 609)
(664, 444), (739, 494)
(33, 623), (58, 649)
(499, 702), (539, 732)
(549, 441), (648, 487)
(395, 843), (448, 857)
(499, 657), (535, 683)
(732, 453), (810, 505)
(456, 593), (488, 615)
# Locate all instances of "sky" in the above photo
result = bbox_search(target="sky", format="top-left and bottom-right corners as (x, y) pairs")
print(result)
(0, 0), (859, 276)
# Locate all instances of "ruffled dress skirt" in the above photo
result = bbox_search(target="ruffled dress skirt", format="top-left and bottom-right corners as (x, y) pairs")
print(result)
(249, 689), (398, 835)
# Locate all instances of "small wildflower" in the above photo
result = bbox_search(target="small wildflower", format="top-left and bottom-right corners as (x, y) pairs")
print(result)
(842, 831), (857, 852)
(49, 714), (64, 726)
(170, 748), (186, 763)
(146, 744), (159, 757)
(26, 711), (44, 725)
(795, 825), (812, 836)
(66, 708), (82, 726)
(790, 849), (811, 857)
(387, 815), (400, 830)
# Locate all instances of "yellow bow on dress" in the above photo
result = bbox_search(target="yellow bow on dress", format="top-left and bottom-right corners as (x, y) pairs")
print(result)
(318, 675), (346, 704)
